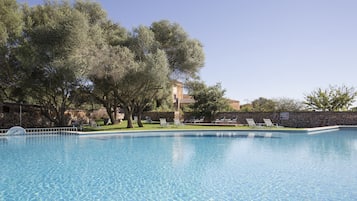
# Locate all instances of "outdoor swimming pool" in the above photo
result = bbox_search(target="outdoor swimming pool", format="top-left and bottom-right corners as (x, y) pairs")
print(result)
(0, 129), (356, 200)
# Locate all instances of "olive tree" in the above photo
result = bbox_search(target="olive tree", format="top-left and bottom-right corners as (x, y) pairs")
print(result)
(17, 2), (91, 126)
(87, 45), (135, 124)
(150, 20), (205, 79)
(304, 85), (357, 111)
(122, 26), (170, 128)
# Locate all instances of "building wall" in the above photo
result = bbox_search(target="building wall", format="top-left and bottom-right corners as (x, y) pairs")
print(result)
(172, 81), (184, 111)
(227, 99), (240, 111)
(172, 81), (184, 101)
(171, 81), (240, 111)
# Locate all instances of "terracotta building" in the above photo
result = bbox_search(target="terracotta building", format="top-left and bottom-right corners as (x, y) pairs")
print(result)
(172, 81), (240, 111)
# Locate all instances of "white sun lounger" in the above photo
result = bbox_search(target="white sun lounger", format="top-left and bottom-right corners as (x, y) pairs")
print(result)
(263, 118), (279, 127)
(246, 118), (257, 127)
(160, 118), (168, 127)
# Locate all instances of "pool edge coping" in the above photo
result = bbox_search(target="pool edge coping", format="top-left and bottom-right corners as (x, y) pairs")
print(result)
(77, 125), (356, 136)
(1, 125), (355, 137)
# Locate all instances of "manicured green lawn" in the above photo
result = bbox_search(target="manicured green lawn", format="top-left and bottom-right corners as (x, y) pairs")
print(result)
(82, 120), (299, 132)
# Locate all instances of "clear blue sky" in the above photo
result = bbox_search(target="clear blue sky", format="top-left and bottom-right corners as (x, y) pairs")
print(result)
(20, 0), (357, 104)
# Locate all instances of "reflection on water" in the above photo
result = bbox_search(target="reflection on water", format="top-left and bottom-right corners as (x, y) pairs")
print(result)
(171, 136), (195, 167)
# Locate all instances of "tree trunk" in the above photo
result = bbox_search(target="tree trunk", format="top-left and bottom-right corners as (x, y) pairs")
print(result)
(137, 108), (143, 127)
(113, 106), (118, 124)
(58, 103), (67, 126)
(124, 106), (134, 128)
(104, 103), (115, 125)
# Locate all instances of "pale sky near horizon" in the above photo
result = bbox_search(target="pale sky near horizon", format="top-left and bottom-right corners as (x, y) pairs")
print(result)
(20, 0), (357, 104)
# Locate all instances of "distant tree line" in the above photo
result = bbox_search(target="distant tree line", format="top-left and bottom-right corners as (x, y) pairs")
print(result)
(0, 0), (205, 128)
(240, 85), (357, 112)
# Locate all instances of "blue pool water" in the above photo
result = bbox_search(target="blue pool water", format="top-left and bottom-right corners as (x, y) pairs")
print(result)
(0, 130), (357, 200)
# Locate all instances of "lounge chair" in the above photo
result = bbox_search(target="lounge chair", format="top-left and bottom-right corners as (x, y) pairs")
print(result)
(184, 116), (195, 123)
(174, 119), (184, 127)
(214, 117), (226, 124)
(145, 116), (152, 123)
(246, 118), (258, 127)
(263, 118), (279, 127)
(227, 116), (237, 124)
(160, 118), (168, 127)
(193, 116), (204, 123)
(133, 116), (138, 123)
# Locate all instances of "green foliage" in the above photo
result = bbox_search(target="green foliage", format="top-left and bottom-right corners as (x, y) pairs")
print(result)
(240, 104), (253, 112)
(22, 2), (89, 69)
(150, 20), (205, 79)
(0, 0), (23, 102)
(121, 26), (170, 127)
(245, 97), (305, 112)
(304, 85), (357, 111)
(74, 0), (107, 25)
(101, 20), (128, 46)
(87, 44), (139, 125)
(186, 80), (229, 121)
(251, 97), (276, 112)
(0, 0), (22, 45)
(0, 1), (205, 128)
(273, 98), (305, 112)
(13, 1), (94, 126)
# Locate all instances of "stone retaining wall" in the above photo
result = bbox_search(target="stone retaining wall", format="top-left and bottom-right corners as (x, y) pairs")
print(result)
(142, 112), (175, 122)
(184, 111), (357, 128)
(0, 103), (51, 128)
(3, 105), (357, 128)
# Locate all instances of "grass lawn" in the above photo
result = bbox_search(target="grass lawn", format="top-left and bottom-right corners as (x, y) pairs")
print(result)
(82, 120), (300, 132)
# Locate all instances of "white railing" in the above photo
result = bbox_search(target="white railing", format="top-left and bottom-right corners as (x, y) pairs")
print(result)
(0, 127), (78, 135)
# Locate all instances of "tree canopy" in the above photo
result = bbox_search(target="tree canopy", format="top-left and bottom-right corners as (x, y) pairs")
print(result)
(0, 1), (206, 127)
(150, 20), (205, 79)
(14, 1), (93, 125)
(251, 97), (276, 112)
(241, 97), (304, 112)
(304, 85), (357, 111)
(186, 80), (230, 121)
(0, 0), (22, 45)
(0, 0), (23, 102)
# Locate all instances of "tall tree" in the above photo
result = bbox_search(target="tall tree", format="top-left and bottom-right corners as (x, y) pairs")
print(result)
(87, 45), (138, 125)
(17, 1), (91, 126)
(304, 85), (357, 111)
(122, 26), (170, 128)
(150, 20), (205, 79)
(74, 1), (128, 123)
(132, 50), (170, 127)
(186, 80), (229, 121)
